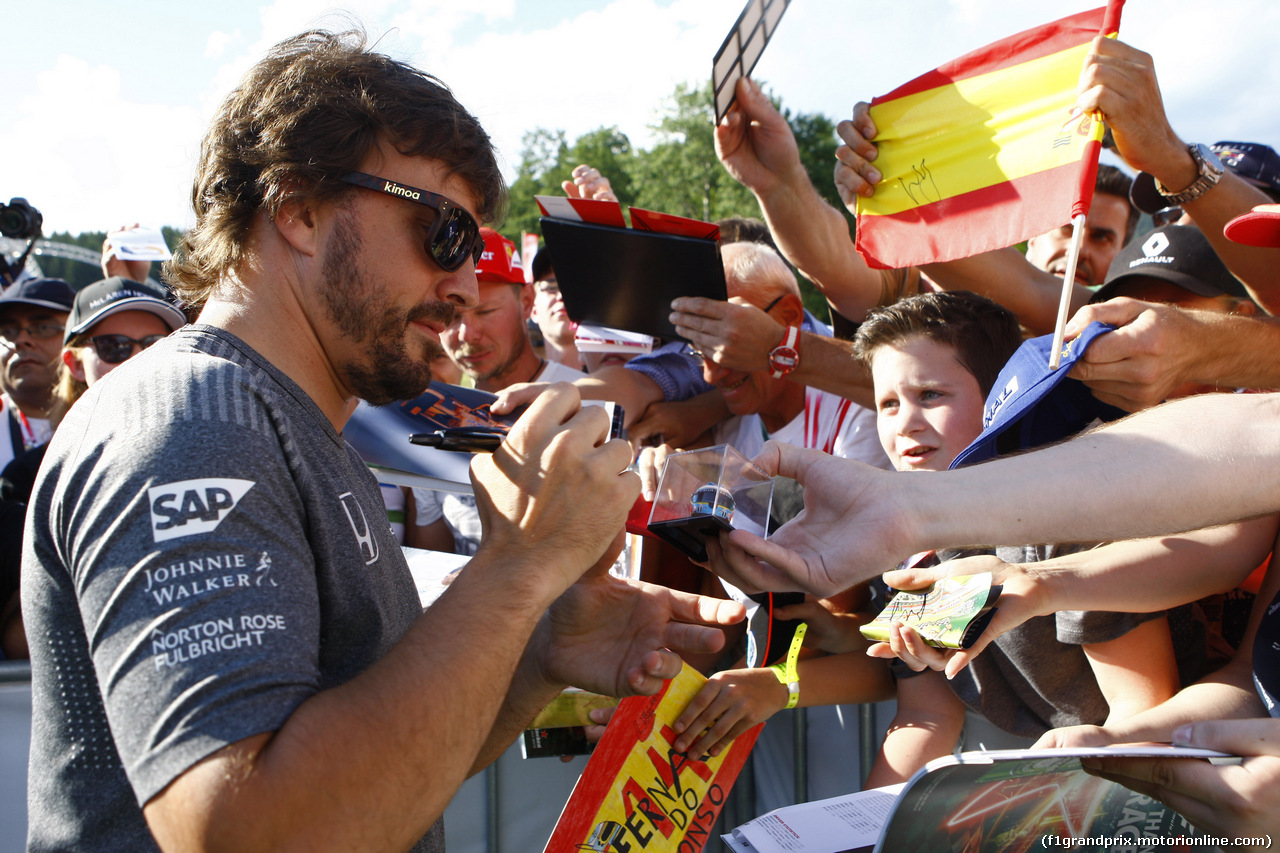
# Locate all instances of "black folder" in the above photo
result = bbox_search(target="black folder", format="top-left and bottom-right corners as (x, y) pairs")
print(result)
(539, 217), (727, 341)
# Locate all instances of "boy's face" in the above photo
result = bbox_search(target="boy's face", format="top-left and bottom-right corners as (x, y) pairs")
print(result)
(870, 335), (987, 472)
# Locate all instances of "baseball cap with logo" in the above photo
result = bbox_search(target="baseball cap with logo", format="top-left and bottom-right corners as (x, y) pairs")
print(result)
(1224, 204), (1280, 249)
(949, 321), (1127, 469)
(0, 277), (74, 315)
(1130, 141), (1280, 215)
(1090, 224), (1248, 303)
(1212, 142), (1280, 199)
(64, 277), (187, 345)
(476, 228), (524, 285)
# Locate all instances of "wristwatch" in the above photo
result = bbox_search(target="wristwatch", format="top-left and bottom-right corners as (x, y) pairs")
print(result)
(768, 326), (801, 379)
(1155, 143), (1224, 206)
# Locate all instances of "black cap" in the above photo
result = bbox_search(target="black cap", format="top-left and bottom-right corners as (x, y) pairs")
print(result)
(64, 277), (186, 345)
(1092, 225), (1248, 303)
(531, 247), (554, 283)
(0, 277), (74, 314)
(1213, 142), (1280, 198)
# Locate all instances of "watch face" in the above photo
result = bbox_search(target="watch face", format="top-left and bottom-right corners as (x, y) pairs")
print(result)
(770, 346), (799, 370)
(1196, 142), (1224, 174)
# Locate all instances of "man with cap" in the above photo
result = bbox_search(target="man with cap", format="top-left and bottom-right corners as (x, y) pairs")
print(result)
(1, 277), (187, 504)
(441, 228), (583, 392)
(0, 278), (186, 660)
(528, 249), (584, 372)
(59, 275), (187, 394)
(0, 277), (74, 470)
(1067, 217), (1280, 411)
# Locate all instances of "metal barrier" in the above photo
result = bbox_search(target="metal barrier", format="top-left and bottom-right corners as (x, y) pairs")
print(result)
(0, 660), (30, 684)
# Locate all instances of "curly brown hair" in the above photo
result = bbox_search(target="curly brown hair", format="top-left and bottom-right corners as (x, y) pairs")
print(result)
(165, 27), (507, 311)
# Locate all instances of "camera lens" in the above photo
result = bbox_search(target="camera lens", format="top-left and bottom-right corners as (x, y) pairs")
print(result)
(0, 198), (43, 240)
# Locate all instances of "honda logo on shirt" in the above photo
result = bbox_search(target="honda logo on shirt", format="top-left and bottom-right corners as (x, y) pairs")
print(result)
(337, 492), (380, 565)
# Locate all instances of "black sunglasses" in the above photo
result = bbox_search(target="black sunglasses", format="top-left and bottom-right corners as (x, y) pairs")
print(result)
(340, 171), (485, 272)
(86, 334), (166, 365)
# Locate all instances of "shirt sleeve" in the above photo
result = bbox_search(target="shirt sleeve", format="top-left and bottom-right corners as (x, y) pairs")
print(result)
(624, 342), (713, 402)
(51, 412), (324, 805)
(410, 487), (446, 526)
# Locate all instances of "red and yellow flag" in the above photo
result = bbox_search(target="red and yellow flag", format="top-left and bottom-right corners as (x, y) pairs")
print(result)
(855, 2), (1124, 270)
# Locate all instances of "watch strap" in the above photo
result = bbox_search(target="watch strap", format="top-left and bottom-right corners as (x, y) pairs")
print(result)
(768, 325), (801, 379)
(1156, 143), (1223, 206)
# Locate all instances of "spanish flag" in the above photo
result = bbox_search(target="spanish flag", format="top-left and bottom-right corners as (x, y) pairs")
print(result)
(855, 2), (1124, 270)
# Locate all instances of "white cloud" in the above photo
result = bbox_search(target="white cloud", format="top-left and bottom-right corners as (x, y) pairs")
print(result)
(0, 55), (203, 235)
(205, 30), (242, 59)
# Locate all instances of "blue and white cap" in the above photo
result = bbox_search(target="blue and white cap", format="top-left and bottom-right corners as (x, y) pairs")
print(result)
(949, 321), (1127, 469)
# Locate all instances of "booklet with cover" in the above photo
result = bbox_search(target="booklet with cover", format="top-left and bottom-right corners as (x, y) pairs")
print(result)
(543, 661), (761, 853)
(724, 745), (1229, 853)
(344, 382), (515, 491)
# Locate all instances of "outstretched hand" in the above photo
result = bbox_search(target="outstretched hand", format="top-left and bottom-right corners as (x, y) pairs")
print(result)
(535, 560), (746, 698)
(562, 164), (619, 202)
(1063, 298), (1208, 412)
(703, 441), (907, 597)
(714, 77), (806, 197)
(669, 296), (783, 374)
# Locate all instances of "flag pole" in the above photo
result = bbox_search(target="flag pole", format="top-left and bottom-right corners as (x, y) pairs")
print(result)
(1048, 213), (1087, 370)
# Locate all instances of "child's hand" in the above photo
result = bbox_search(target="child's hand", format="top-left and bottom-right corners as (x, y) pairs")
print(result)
(774, 596), (867, 655)
(866, 621), (952, 671)
(879, 552), (1045, 679)
(1033, 724), (1113, 749)
(672, 668), (787, 757)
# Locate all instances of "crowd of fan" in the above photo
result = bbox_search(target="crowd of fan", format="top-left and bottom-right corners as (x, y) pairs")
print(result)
(7, 23), (1280, 852)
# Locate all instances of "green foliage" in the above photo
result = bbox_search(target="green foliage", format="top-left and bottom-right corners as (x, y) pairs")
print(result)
(504, 126), (635, 240)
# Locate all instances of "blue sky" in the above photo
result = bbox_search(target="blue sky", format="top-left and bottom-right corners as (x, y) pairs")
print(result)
(4, 1), (1279, 235)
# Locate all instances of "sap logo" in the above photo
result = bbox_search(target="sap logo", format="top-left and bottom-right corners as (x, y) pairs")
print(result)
(337, 492), (380, 565)
(149, 478), (255, 543)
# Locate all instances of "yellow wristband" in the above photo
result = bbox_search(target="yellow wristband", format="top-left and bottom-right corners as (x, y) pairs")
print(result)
(768, 622), (807, 710)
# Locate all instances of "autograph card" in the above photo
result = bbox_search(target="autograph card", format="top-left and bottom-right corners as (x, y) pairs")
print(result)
(861, 572), (1002, 650)
(712, 0), (791, 123)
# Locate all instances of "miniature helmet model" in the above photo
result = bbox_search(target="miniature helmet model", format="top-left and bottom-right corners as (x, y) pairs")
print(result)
(690, 482), (735, 524)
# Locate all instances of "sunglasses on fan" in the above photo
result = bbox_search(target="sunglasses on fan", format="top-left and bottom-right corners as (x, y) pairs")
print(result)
(83, 334), (167, 364)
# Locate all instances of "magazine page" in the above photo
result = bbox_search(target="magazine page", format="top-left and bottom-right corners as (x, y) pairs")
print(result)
(871, 747), (1228, 853)
(723, 784), (904, 853)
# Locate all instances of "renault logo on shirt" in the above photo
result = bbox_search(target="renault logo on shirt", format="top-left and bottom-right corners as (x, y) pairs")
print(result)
(149, 478), (255, 543)
(337, 492), (380, 565)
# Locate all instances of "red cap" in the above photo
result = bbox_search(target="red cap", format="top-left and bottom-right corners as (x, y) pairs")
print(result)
(1224, 203), (1280, 248)
(476, 228), (525, 284)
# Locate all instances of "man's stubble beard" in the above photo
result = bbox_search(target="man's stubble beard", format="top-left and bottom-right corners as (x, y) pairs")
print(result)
(320, 210), (455, 406)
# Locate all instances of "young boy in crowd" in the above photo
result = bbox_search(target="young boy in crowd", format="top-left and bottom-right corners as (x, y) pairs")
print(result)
(851, 291), (1180, 786)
